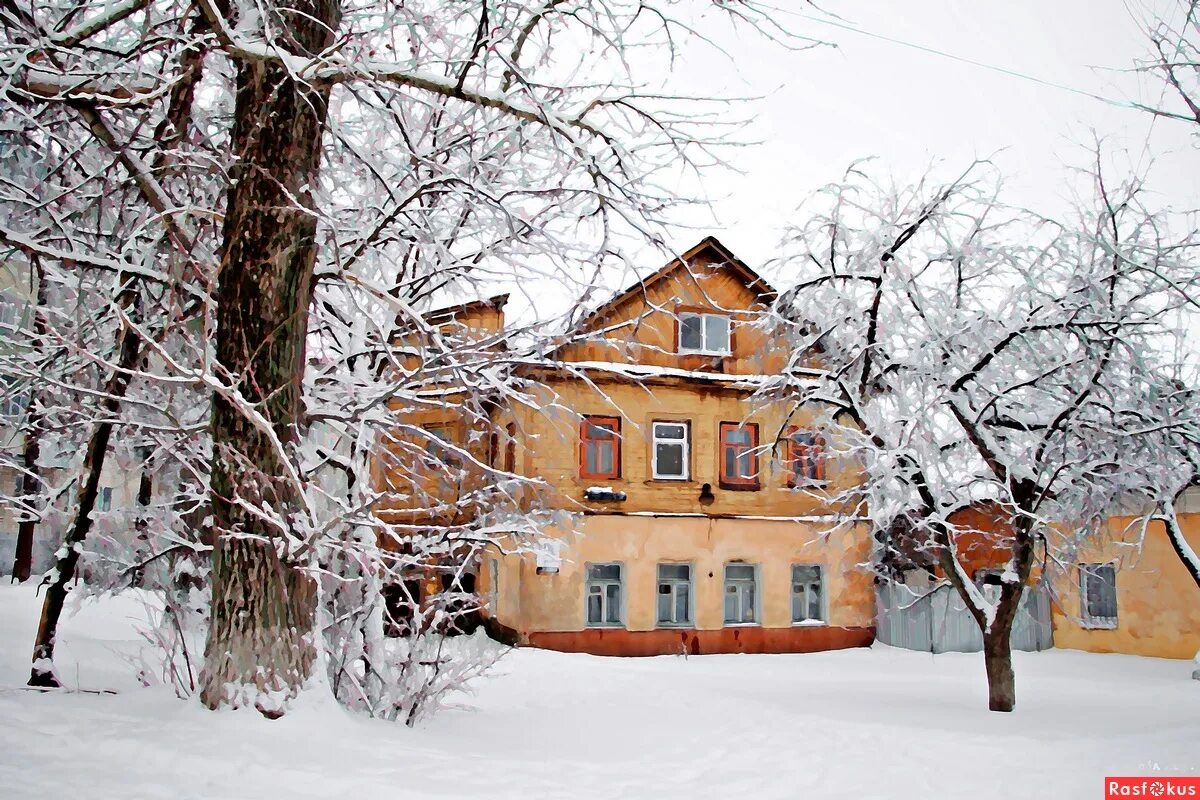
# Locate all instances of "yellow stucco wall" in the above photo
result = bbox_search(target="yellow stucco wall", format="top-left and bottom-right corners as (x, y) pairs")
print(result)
(555, 246), (793, 378)
(503, 380), (858, 519)
(480, 515), (874, 633)
(1052, 511), (1200, 660)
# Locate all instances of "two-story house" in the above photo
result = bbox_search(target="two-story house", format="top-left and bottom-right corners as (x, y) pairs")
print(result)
(380, 238), (876, 655)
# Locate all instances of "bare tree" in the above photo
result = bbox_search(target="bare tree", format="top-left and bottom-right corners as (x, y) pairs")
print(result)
(764, 160), (1197, 710)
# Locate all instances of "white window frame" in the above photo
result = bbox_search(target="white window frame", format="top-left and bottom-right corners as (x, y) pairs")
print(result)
(1080, 562), (1118, 629)
(656, 562), (693, 628)
(651, 420), (690, 481)
(791, 564), (826, 625)
(585, 562), (624, 628)
(723, 562), (759, 626)
(97, 486), (113, 512)
(678, 312), (731, 355)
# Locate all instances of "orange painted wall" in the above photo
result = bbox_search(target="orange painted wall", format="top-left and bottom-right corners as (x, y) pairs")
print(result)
(1052, 509), (1200, 660)
(382, 241), (876, 655)
(478, 514), (874, 637)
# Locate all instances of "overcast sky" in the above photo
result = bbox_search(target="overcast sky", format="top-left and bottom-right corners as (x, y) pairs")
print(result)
(660, 0), (1199, 270)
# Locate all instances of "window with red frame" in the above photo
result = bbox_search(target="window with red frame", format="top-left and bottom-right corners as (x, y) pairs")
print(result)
(504, 422), (517, 473)
(786, 428), (825, 486)
(719, 422), (759, 488)
(580, 416), (621, 479)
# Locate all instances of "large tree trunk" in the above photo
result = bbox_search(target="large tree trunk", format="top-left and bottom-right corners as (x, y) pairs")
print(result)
(982, 628), (1015, 712)
(935, 515), (1032, 712)
(198, 0), (340, 715)
(981, 580), (1025, 712)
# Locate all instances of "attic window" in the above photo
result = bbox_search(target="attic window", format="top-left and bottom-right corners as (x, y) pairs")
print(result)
(679, 313), (730, 355)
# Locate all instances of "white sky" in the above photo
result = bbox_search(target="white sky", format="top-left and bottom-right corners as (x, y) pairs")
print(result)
(659, 0), (1200, 270)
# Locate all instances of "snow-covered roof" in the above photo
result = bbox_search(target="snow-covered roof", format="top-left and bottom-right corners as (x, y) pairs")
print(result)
(525, 359), (794, 389)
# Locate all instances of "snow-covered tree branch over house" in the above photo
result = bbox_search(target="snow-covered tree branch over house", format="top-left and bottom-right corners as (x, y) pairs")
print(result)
(0, 0), (814, 715)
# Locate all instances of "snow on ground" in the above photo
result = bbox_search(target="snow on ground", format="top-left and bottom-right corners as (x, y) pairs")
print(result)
(0, 583), (1195, 800)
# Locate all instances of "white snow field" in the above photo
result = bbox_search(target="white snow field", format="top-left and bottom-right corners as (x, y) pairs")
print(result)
(0, 583), (1195, 800)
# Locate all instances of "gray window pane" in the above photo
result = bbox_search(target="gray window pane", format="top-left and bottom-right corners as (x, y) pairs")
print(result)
(724, 447), (736, 478)
(656, 442), (683, 476)
(704, 314), (730, 351)
(1085, 565), (1117, 619)
(809, 584), (822, 620)
(589, 564), (621, 581)
(598, 443), (612, 474)
(724, 586), (737, 622)
(793, 565), (820, 583)
(605, 584), (621, 623)
(676, 589), (689, 623)
(587, 591), (602, 623)
(656, 423), (685, 439)
(743, 584), (756, 622)
(680, 315), (703, 350)
(657, 585), (671, 622)
(658, 564), (689, 580)
(726, 564), (754, 580)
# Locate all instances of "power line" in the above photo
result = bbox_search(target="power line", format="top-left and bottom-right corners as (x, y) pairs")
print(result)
(790, 10), (1146, 114)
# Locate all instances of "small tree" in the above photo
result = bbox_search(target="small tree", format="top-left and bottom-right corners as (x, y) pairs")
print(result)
(766, 160), (1196, 710)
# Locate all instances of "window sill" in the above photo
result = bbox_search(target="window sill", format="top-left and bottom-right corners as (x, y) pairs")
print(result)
(655, 623), (695, 630)
(722, 622), (760, 628)
(585, 623), (626, 630)
(648, 477), (692, 483)
(788, 481), (829, 490)
(1081, 618), (1118, 630)
(719, 481), (760, 492)
(792, 619), (828, 627)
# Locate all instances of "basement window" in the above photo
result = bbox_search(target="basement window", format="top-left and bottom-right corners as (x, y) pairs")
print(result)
(1080, 563), (1118, 629)
(791, 564), (825, 624)
(656, 563), (693, 627)
(723, 563), (758, 625)
(585, 563), (623, 627)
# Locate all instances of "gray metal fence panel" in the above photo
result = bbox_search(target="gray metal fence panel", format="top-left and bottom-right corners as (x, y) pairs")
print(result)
(876, 580), (1054, 654)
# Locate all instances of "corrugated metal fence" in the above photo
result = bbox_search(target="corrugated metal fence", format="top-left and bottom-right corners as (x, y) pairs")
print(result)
(876, 581), (1054, 654)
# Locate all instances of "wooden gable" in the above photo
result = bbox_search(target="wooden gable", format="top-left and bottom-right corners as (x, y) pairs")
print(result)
(555, 237), (786, 376)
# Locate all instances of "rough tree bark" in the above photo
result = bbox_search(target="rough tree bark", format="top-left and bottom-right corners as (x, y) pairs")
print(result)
(934, 513), (1035, 712)
(10, 259), (46, 582)
(197, 0), (340, 715)
(982, 582), (1024, 712)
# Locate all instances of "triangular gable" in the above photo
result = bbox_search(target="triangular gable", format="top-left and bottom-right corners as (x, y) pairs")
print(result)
(580, 236), (775, 331)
